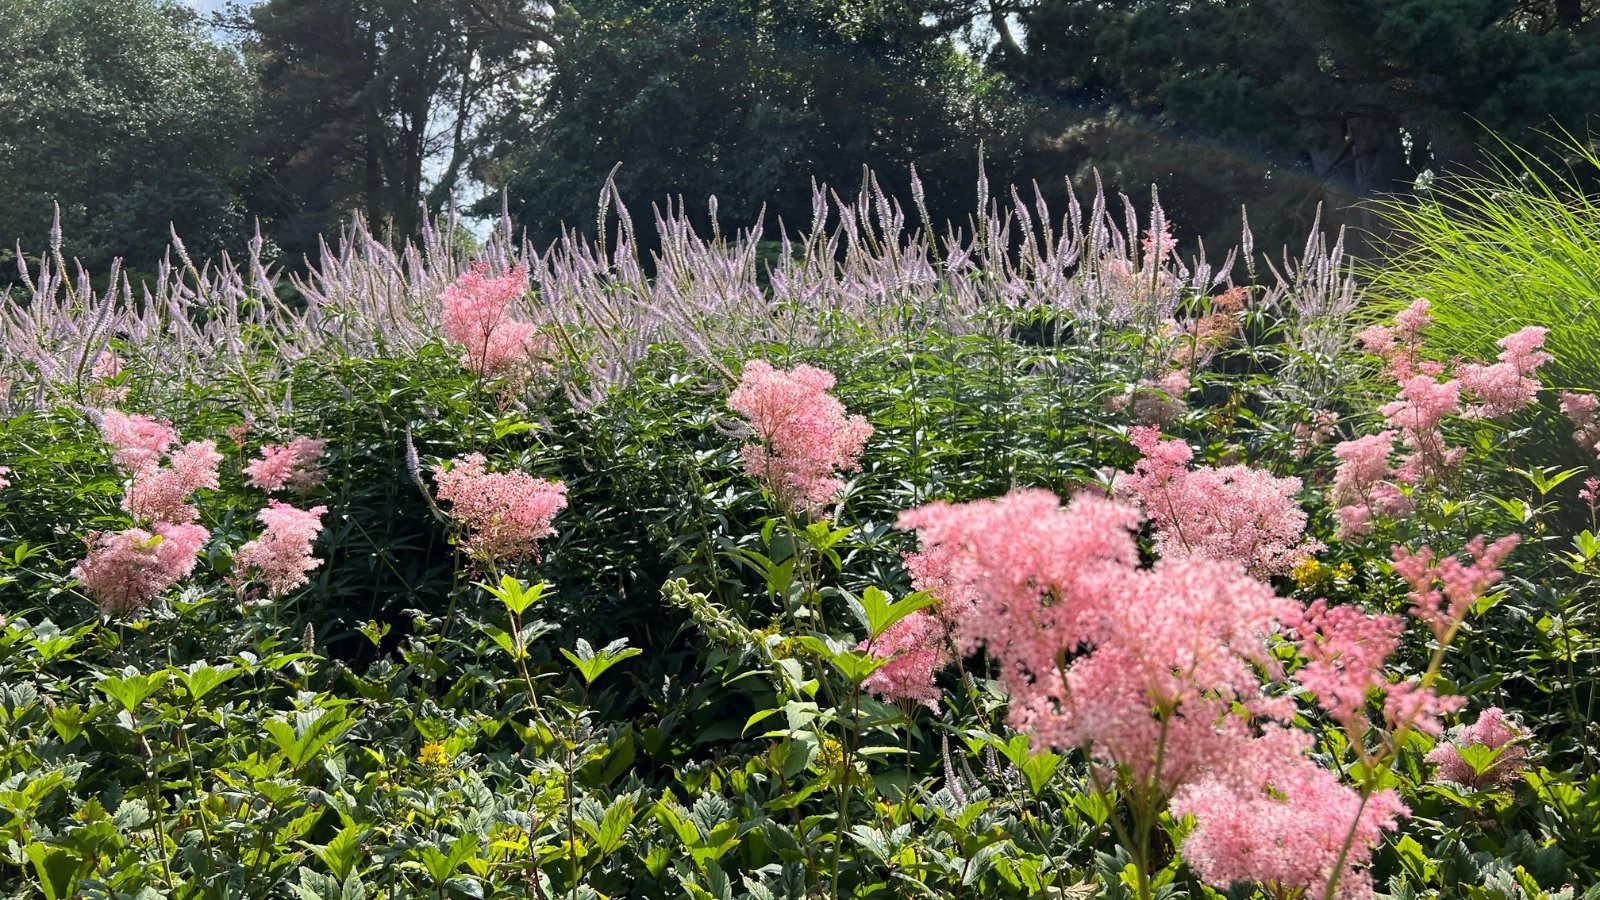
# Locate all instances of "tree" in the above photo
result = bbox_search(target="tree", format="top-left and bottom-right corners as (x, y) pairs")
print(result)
(240, 0), (551, 264)
(481, 0), (1011, 245)
(961, 0), (1600, 253)
(0, 0), (253, 272)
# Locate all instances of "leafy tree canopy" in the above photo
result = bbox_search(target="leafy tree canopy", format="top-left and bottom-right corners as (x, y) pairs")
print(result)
(0, 0), (253, 273)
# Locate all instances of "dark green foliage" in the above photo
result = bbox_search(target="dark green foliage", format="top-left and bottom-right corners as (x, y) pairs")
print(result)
(0, 0), (253, 272)
(483, 0), (1006, 244)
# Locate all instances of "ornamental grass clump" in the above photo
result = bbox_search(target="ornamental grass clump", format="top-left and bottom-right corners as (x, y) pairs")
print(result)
(727, 359), (873, 515)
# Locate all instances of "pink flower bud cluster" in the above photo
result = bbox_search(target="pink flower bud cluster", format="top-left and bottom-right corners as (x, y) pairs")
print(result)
(87, 351), (128, 402)
(77, 410), (221, 616)
(1337, 311), (1550, 537)
(245, 437), (328, 494)
(1456, 326), (1550, 419)
(1561, 391), (1600, 457)
(1114, 428), (1322, 578)
(727, 360), (873, 514)
(1379, 375), (1465, 484)
(440, 263), (545, 377)
(432, 453), (568, 565)
(1392, 535), (1518, 644)
(1290, 408), (1340, 459)
(232, 501), (328, 598)
(856, 609), (951, 710)
(1172, 727), (1409, 900)
(899, 490), (1298, 793)
(121, 440), (224, 525)
(1425, 706), (1529, 790)
(1329, 431), (1412, 538)
(1170, 287), (1248, 370)
(1358, 299), (1435, 381)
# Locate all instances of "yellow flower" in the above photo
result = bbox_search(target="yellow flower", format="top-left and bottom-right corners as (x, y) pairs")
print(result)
(418, 741), (453, 772)
(1291, 557), (1326, 589)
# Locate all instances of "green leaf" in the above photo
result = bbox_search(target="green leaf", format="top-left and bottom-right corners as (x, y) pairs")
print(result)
(178, 663), (239, 702)
(96, 669), (171, 713)
(25, 842), (81, 900)
(310, 823), (367, 882)
(561, 638), (643, 686)
(851, 587), (937, 641)
(480, 576), (547, 617)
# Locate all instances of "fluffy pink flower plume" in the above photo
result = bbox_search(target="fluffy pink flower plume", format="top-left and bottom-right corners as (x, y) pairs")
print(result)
(245, 437), (328, 494)
(857, 609), (951, 710)
(1114, 428), (1322, 578)
(1426, 706), (1529, 790)
(1329, 431), (1413, 538)
(99, 410), (178, 472)
(1561, 391), (1600, 456)
(1291, 408), (1340, 459)
(232, 501), (328, 598)
(0, 465), (10, 490)
(1457, 326), (1550, 419)
(1360, 299), (1434, 381)
(1291, 599), (1407, 734)
(727, 360), (874, 514)
(900, 488), (1424, 895)
(899, 490), (1297, 793)
(440, 263), (543, 377)
(122, 440), (222, 525)
(1380, 375), (1464, 483)
(72, 523), (209, 616)
(90, 351), (123, 381)
(1141, 220), (1177, 264)
(432, 453), (568, 565)
(1173, 729), (1407, 900)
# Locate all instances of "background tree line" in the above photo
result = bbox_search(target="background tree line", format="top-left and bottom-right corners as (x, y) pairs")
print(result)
(2, 0), (1597, 277)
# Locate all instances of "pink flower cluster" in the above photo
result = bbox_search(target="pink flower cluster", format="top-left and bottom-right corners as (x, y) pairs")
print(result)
(1358, 299), (1436, 381)
(857, 609), (951, 710)
(899, 490), (1295, 792)
(892, 490), (1507, 896)
(232, 501), (328, 598)
(1379, 375), (1465, 484)
(1108, 369), (1190, 426)
(1170, 287), (1247, 370)
(77, 410), (220, 615)
(1562, 392), (1600, 457)
(1334, 311), (1550, 538)
(1114, 428), (1321, 578)
(1392, 535), (1519, 644)
(440, 263), (544, 377)
(245, 437), (328, 494)
(1291, 408), (1340, 459)
(1425, 706), (1529, 790)
(1329, 431), (1412, 538)
(122, 440), (224, 524)
(727, 360), (874, 514)
(432, 453), (568, 565)
(1171, 728), (1408, 900)
(1456, 327), (1550, 419)
(72, 523), (210, 617)
(0, 465), (10, 490)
